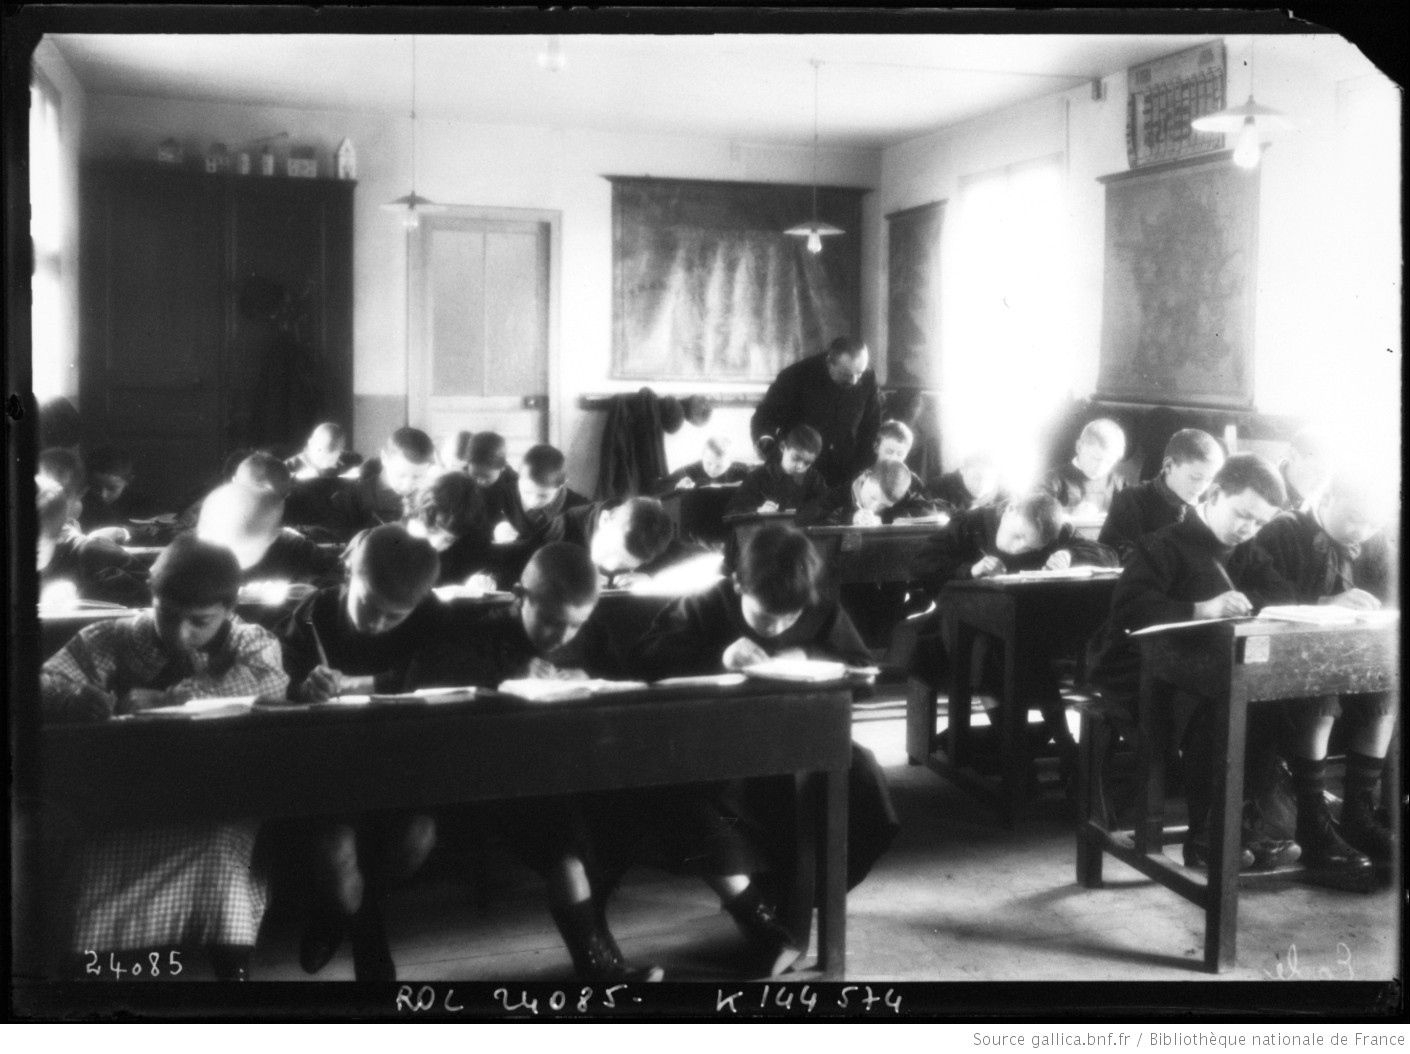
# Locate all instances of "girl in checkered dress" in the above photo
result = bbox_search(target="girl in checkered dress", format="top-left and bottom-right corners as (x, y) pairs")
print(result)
(41, 536), (289, 980)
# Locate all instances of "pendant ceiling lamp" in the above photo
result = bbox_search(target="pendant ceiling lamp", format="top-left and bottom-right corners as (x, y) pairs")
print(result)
(785, 60), (843, 254)
(1191, 36), (1294, 170)
(383, 35), (436, 229)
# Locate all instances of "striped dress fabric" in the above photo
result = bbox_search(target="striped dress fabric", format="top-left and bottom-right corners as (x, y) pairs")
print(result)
(42, 613), (290, 953)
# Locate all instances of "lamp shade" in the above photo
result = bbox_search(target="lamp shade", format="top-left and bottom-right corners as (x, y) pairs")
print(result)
(1191, 95), (1295, 133)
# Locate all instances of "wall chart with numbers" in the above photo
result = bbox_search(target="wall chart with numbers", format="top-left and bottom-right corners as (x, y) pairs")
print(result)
(1127, 42), (1227, 169)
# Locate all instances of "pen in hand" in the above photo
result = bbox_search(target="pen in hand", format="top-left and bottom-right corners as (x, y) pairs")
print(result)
(308, 617), (340, 701)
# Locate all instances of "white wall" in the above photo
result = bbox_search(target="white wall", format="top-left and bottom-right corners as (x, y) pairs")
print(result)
(81, 94), (883, 492)
(31, 39), (86, 402)
(877, 34), (1401, 476)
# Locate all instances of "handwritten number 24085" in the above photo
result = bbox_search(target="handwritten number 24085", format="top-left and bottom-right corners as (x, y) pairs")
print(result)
(84, 950), (183, 979)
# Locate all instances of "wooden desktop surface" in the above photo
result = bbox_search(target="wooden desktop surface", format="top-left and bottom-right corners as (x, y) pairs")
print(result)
(1086, 619), (1399, 972)
(911, 573), (1121, 823)
(34, 680), (853, 974)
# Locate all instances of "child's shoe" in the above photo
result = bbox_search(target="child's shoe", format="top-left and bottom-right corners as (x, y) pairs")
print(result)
(1339, 789), (1394, 863)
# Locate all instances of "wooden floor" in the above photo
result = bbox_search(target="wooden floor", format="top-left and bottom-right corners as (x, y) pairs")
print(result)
(249, 694), (1402, 990)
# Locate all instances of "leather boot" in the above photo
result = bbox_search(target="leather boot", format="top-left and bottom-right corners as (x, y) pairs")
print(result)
(551, 901), (663, 983)
(1340, 788), (1394, 863)
(350, 898), (397, 982)
(1297, 791), (1374, 885)
(725, 884), (803, 978)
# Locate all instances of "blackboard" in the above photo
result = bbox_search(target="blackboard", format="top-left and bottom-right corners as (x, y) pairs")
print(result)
(885, 200), (945, 388)
(610, 176), (866, 381)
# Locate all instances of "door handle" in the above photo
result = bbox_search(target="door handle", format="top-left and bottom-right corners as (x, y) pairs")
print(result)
(522, 395), (547, 410)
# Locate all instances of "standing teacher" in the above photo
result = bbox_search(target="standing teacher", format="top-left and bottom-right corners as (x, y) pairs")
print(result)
(751, 337), (882, 488)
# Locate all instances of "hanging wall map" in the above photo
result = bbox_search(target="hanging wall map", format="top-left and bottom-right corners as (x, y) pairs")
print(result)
(885, 200), (945, 389)
(610, 176), (865, 381)
(1097, 153), (1259, 408)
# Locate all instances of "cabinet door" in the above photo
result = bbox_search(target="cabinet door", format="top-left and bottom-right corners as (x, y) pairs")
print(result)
(81, 167), (226, 506)
(227, 179), (354, 455)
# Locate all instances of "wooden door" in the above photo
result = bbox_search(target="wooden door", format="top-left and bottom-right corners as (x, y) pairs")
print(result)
(409, 209), (558, 465)
(81, 166), (227, 506)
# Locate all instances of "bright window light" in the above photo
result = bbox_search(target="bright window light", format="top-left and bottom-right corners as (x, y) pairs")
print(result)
(939, 155), (1075, 491)
(30, 70), (66, 402)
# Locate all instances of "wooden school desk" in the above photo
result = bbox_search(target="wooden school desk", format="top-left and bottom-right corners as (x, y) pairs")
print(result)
(726, 514), (945, 589)
(660, 484), (740, 548)
(908, 571), (1120, 824)
(1076, 618), (1399, 972)
(31, 679), (854, 977)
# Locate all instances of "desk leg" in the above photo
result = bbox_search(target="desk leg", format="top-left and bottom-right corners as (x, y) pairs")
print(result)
(1000, 619), (1023, 827)
(1137, 665), (1170, 855)
(951, 620), (976, 770)
(906, 677), (938, 765)
(817, 766), (849, 978)
(1205, 689), (1244, 973)
(789, 772), (817, 962)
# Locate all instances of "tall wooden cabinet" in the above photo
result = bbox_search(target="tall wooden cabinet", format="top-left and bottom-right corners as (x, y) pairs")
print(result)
(80, 162), (354, 505)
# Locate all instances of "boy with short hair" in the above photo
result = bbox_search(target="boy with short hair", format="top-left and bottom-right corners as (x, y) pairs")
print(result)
(796, 457), (913, 527)
(196, 481), (343, 586)
(1255, 471), (1397, 875)
(334, 427), (438, 534)
(931, 451), (1005, 514)
(406, 471), (495, 584)
(560, 496), (680, 588)
(465, 431), (519, 524)
(1278, 426), (1334, 510)
(1099, 429), (1225, 563)
(911, 491), (1119, 769)
(41, 535), (289, 980)
(725, 425), (828, 516)
(1087, 454), (1299, 870)
(494, 443), (591, 543)
(285, 422), (361, 480)
(275, 524), (445, 981)
(37, 477), (149, 608)
(632, 523), (900, 931)
(79, 445), (163, 534)
(419, 543), (663, 982)
(653, 436), (751, 494)
(1040, 418), (1128, 514)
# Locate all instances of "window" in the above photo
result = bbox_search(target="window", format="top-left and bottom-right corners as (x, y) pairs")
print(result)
(30, 66), (67, 401)
(939, 154), (1074, 487)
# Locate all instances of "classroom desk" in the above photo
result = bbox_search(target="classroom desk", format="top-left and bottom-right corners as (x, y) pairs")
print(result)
(660, 484), (739, 548)
(726, 515), (945, 589)
(1076, 619), (1399, 972)
(32, 680), (853, 977)
(908, 572), (1120, 824)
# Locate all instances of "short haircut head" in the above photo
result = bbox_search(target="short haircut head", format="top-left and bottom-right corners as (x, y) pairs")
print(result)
(1322, 467), (1394, 524)
(703, 435), (732, 458)
(1079, 418), (1126, 453)
(37, 478), (70, 540)
(826, 336), (867, 362)
(737, 523), (821, 613)
(150, 534), (242, 609)
(783, 424), (823, 457)
(469, 431), (507, 470)
(617, 497), (675, 563)
(877, 420), (914, 449)
(38, 447), (85, 497)
(197, 482), (284, 546)
(311, 422), (346, 446)
(522, 541), (599, 608)
(1008, 491), (1064, 547)
(1211, 453), (1287, 507)
(413, 471), (490, 538)
(235, 451), (293, 498)
(386, 426), (437, 465)
(347, 524), (440, 608)
(522, 444), (568, 488)
(1163, 429), (1223, 466)
(86, 444), (136, 480)
(871, 458), (913, 502)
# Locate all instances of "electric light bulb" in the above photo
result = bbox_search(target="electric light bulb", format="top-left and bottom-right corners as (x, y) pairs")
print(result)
(405, 206), (421, 231)
(806, 230), (822, 254)
(1233, 117), (1261, 170)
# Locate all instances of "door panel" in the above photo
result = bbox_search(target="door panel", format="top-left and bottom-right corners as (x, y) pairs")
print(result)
(411, 210), (555, 467)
